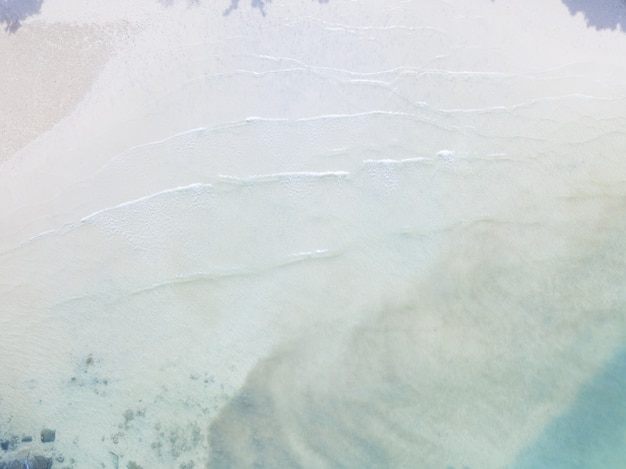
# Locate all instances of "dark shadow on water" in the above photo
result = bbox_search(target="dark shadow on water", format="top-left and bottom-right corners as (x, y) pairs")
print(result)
(561, 0), (626, 31)
(223, 0), (329, 17)
(223, 0), (268, 17)
(0, 0), (43, 33)
(514, 347), (626, 468)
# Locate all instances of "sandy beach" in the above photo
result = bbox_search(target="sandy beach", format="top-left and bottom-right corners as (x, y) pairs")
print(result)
(2, 1), (626, 467)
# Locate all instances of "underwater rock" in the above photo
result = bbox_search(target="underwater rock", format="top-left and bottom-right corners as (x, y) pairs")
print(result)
(39, 430), (55, 444)
(0, 455), (52, 469)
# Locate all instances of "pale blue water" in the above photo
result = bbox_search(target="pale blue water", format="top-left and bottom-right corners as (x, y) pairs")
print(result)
(515, 348), (626, 468)
(2, 1), (626, 468)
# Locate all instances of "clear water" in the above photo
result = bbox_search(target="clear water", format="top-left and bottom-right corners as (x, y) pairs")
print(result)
(1, 1), (626, 468)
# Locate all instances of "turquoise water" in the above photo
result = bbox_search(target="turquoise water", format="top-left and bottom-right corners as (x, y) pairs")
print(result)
(2, 1), (626, 467)
(515, 348), (626, 468)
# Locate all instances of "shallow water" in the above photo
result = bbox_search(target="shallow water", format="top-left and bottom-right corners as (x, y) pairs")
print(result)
(1, 0), (626, 468)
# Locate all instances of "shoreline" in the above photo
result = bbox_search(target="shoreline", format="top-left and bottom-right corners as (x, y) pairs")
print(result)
(2, 1), (626, 467)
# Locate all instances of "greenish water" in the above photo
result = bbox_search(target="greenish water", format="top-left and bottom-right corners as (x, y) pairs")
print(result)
(2, 1), (626, 468)
(515, 348), (626, 468)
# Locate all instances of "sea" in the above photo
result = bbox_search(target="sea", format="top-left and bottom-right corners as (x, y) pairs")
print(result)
(1, 0), (626, 468)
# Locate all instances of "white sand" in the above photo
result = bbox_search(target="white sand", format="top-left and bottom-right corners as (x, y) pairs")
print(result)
(1, 0), (626, 467)
(0, 22), (121, 162)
